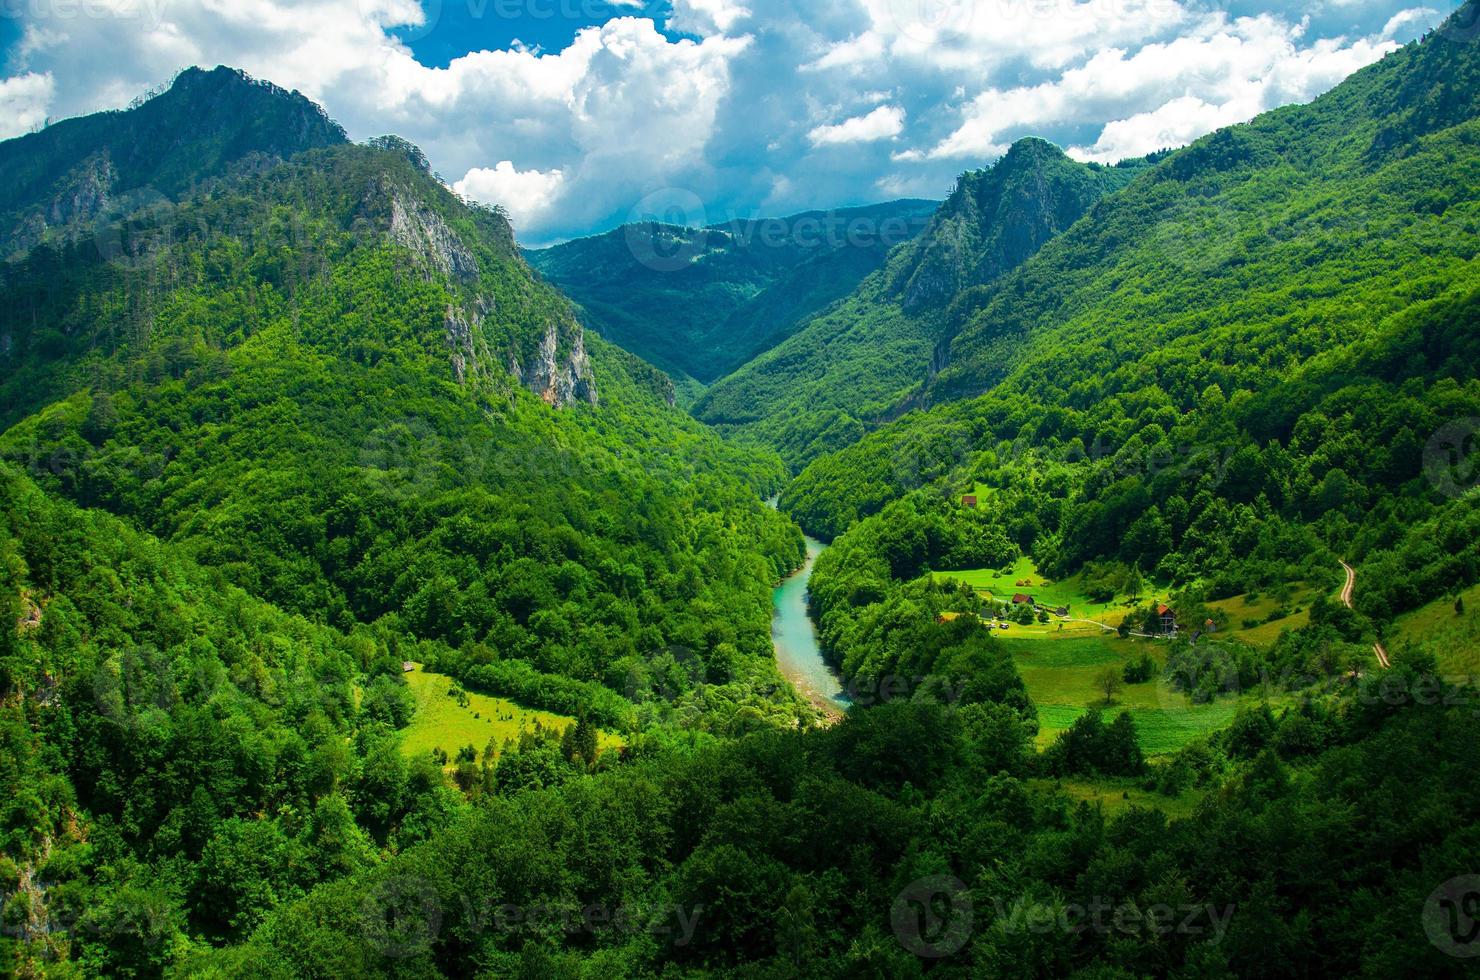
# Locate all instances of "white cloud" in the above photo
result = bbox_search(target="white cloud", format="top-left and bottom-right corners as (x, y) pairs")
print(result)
(913, 14), (1397, 162)
(669, 0), (754, 35)
(1067, 95), (1253, 161)
(808, 105), (905, 146)
(454, 161), (566, 230)
(0, 72), (54, 139)
(1381, 6), (1440, 37)
(0, 0), (1425, 239)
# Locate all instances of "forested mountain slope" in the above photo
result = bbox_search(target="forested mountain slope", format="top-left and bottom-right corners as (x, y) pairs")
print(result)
(0, 104), (810, 712)
(525, 199), (936, 386)
(693, 139), (1146, 466)
(785, 20), (1480, 634)
(0, 72), (837, 969)
(922, 20), (1480, 407)
(0, 65), (348, 259)
(206, 672), (1480, 977)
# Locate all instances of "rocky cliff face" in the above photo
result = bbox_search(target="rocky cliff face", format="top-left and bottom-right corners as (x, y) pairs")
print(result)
(889, 138), (1133, 315)
(386, 180), (480, 283)
(4, 153), (115, 257)
(376, 177), (596, 406)
(510, 323), (597, 406)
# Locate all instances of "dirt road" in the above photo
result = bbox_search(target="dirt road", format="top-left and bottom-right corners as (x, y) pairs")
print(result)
(1339, 560), (1391, 668)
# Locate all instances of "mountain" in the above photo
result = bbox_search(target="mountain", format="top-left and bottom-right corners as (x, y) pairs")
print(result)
(784, 16), (1480, 634)
(0, 75), (831, 968)
(693, 139), (1148, 466)
(525, 199), (936, 387)
(0, 65), (349, 258)
(0, 133), (601, 428)
(0, 71), (812, 702)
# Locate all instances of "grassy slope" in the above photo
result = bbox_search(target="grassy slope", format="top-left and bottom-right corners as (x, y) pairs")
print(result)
(931, 555), (1315, 753)
(1389, 580), (1480, 675)
(1011, 636), (1246, 755)
(400, 665), (622, 763)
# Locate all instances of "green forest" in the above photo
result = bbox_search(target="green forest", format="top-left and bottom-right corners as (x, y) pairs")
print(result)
(1, 6), (1479, 976)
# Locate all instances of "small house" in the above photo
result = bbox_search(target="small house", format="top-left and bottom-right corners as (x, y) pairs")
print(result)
(402, 661), (416, 673)
(1012, 593), (1033, 605)
(961, 494), (977, 508)
(1157, 605), (1177, 634)
(1054, 605), (1069, 617)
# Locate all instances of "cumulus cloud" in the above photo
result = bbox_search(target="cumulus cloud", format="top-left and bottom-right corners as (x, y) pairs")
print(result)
(808, 105), (905, 146)
(0, 72), (54, 139)
(670, 0), (754, 35)
(912, 14), (1398, 163)
(1381, 6), (1440, 37)
(454, 161), (566, 228)
(0, 0), (1429, 239)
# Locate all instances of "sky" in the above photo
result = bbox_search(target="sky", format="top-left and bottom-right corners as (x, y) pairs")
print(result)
(0, 0), (1465, 245)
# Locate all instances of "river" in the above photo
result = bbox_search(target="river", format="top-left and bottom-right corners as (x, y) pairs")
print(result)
(772, 528), (850, 721)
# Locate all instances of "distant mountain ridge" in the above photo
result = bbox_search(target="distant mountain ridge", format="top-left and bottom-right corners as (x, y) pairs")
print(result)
(525, 198), (937, 386)
(0, 65), (348, 258)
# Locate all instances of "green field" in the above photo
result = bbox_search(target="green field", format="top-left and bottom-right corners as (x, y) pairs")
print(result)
(1001, 636), (1278, 756)
(401, 665), (623, 765)
(931, 555), (1170, 627)
(1206, 588), (1314, 646)
(1031, 777), (1207, 820)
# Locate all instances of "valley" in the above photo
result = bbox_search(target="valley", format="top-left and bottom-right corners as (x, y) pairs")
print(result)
(1, 8), (1479, 976)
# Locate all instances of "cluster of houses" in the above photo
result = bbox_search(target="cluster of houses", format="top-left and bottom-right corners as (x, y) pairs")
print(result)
(1006, 592), (1071, 618)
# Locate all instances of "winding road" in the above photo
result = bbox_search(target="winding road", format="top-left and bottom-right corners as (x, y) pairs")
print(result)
(1339, 560), (1391, 668)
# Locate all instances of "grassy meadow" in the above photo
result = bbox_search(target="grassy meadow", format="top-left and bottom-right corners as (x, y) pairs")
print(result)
(929, 557), (1307, 756)
(400, 665), (623, 765)
(1389, 581), (1480, 677)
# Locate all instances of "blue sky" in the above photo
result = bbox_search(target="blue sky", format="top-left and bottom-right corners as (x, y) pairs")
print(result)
(0, 0), (1463, 244)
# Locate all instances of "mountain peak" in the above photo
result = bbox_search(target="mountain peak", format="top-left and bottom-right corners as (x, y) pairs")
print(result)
(0, 64), (346, 257)
(889, 139), (1141, 314)
(1001, 135), (1068, 161)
